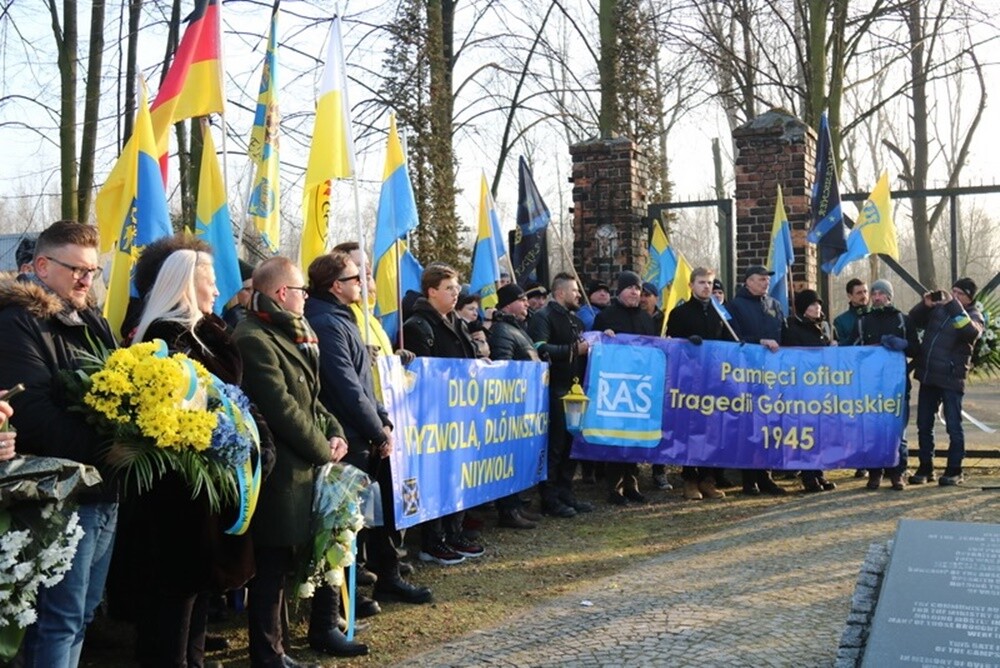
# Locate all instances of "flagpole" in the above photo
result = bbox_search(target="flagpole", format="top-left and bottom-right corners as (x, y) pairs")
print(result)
(547, 214), (591, 308)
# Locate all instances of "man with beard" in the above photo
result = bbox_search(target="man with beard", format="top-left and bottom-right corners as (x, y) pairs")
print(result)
(727, 265), (787, 496)
(594, 271), (658, 505)
(0, 221), (119, 666)
(665, 267), (735, 500)
(856, 279), (919, 490)
(527, 273), (596, 518)
(834, 278), (869, 346)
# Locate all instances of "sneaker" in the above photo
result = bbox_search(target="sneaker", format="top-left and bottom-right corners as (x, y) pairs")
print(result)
(653, 473), (673, 490)
(447, 535), (485, 558)
(683, 480), (703, 500)
(418, 543), (465, 565)
(939, 473), (965, 486)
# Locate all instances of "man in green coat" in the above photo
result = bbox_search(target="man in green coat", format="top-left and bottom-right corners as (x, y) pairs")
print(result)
(235, 256), (351, 668)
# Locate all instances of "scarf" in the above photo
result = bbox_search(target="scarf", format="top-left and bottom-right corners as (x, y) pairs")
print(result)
(247, 290), (320, 364)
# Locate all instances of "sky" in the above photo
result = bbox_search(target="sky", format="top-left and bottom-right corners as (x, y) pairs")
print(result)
(1, 1), (999, 278)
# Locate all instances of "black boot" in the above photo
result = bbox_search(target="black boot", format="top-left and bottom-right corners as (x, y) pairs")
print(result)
(307, 584), (369, 657)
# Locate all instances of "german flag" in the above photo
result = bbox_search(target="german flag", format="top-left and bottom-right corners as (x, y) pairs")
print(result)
(150, 0), (224, 179)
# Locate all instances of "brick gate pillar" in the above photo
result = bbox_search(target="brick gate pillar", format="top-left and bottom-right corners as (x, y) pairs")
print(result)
(732, 109), (817, 292)
(569, 138), (649, 287)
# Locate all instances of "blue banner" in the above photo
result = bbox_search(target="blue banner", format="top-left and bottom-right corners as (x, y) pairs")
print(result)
(572, 335), (906, 470)
(378, 356), (549, 529)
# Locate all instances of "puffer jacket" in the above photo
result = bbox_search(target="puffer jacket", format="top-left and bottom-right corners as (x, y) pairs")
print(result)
(909, 299), (984, 391)
(0, 274), (118, 503)
(488, 312), (540, 362)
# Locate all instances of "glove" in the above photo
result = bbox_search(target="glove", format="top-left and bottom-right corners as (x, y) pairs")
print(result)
(396, 348), (416, 365)
(688, 335), (703, 346)
(881, 334), (907, 352)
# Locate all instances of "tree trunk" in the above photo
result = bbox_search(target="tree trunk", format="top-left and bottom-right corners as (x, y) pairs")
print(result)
(907, 0), (936, 287)
(123, 0), (143, 146)
(49, 0), (78, 221)
(77, 0), (106, 225)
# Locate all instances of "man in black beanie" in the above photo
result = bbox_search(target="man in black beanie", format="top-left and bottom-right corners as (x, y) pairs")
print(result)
(594, 270), (658, 505)
(909, 278), (984, 486)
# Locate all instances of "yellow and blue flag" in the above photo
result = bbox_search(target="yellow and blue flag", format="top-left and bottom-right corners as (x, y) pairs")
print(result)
(832, 171), (898, 275)
(373, 114), (421, 344)
(644, 219), (677, 299)
(301, 14), (354, 270)
(98, 80), (172, 335)
(767, 185), (795, 315)
(195, 126), (241, 314)
(663, 250), (692, 319)
(469, 173), (506, 308)
(247, 2), (281, 254)
(808, 112), (848, 272)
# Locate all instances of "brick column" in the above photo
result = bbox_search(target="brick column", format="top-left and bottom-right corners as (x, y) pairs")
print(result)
(569, 138), (648, 287)
(732, 109), (817, 292)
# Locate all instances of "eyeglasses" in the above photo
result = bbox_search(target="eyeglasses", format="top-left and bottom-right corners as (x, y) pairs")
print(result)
(281, 286), (308, 293)
(437, 284), (462, 293)
(336, 274), (361, 284)
(43, 256), (103, 280)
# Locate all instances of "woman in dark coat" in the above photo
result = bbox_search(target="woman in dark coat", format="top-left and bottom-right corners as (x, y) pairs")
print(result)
(784, 290), (837, 493)
(124, 249), (272, 667)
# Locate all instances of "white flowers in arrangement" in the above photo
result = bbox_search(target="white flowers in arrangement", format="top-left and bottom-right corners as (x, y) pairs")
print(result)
(0, 502), (84, 658)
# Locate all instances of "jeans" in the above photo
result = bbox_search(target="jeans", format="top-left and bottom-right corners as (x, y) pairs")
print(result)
(20, 501), (118, 668)
(917, 383), (965, 473)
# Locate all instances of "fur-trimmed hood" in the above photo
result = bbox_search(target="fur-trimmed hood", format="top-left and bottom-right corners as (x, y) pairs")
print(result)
(0, 272), (67, 319)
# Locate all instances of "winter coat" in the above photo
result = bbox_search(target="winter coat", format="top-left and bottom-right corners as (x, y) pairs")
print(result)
(488, 312), (540, 362)
(111, 316), (268, 606)
(909, 299), (984, 391)
(856, 305), (920, 357)
(784, 315), (833, 348)
(727, 286), (785, 344)
(593, 298), (658, 336)
(527, 301), (585, 392)
(234, 313), (344, 548)
(0, 274), (117, 504)
(577, 303), (603, 331)
(304, 292), (391, 472)
(402, 297), (476, 360)
(666, 297), (737, 342)
(833, 305), (867, 346)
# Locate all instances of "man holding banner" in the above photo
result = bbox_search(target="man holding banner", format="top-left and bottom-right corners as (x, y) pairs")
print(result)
(594, 271), (658, 506)
(528, 273), (595, 518)
(665, 267), (735, 500)
(856, 279), (919, 491)
(403, 265), (484, 564)
(727, 265), (787, 496)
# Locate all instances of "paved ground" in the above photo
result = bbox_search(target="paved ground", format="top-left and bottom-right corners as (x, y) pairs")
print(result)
(399, 475), (1000, 667)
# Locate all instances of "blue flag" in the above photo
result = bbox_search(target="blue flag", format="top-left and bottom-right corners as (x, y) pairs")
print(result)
(808, 113), (847, 272)
(511, 156), (550, 285)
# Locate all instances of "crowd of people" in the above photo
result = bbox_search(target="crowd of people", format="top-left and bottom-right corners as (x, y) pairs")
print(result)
(0, 219), (986, 667)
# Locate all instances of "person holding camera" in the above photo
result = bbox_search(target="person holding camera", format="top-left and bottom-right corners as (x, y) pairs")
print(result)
(908, 278), (984, 487)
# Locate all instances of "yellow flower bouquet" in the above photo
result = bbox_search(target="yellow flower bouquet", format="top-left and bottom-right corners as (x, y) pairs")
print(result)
(61, 338), (261, 525)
